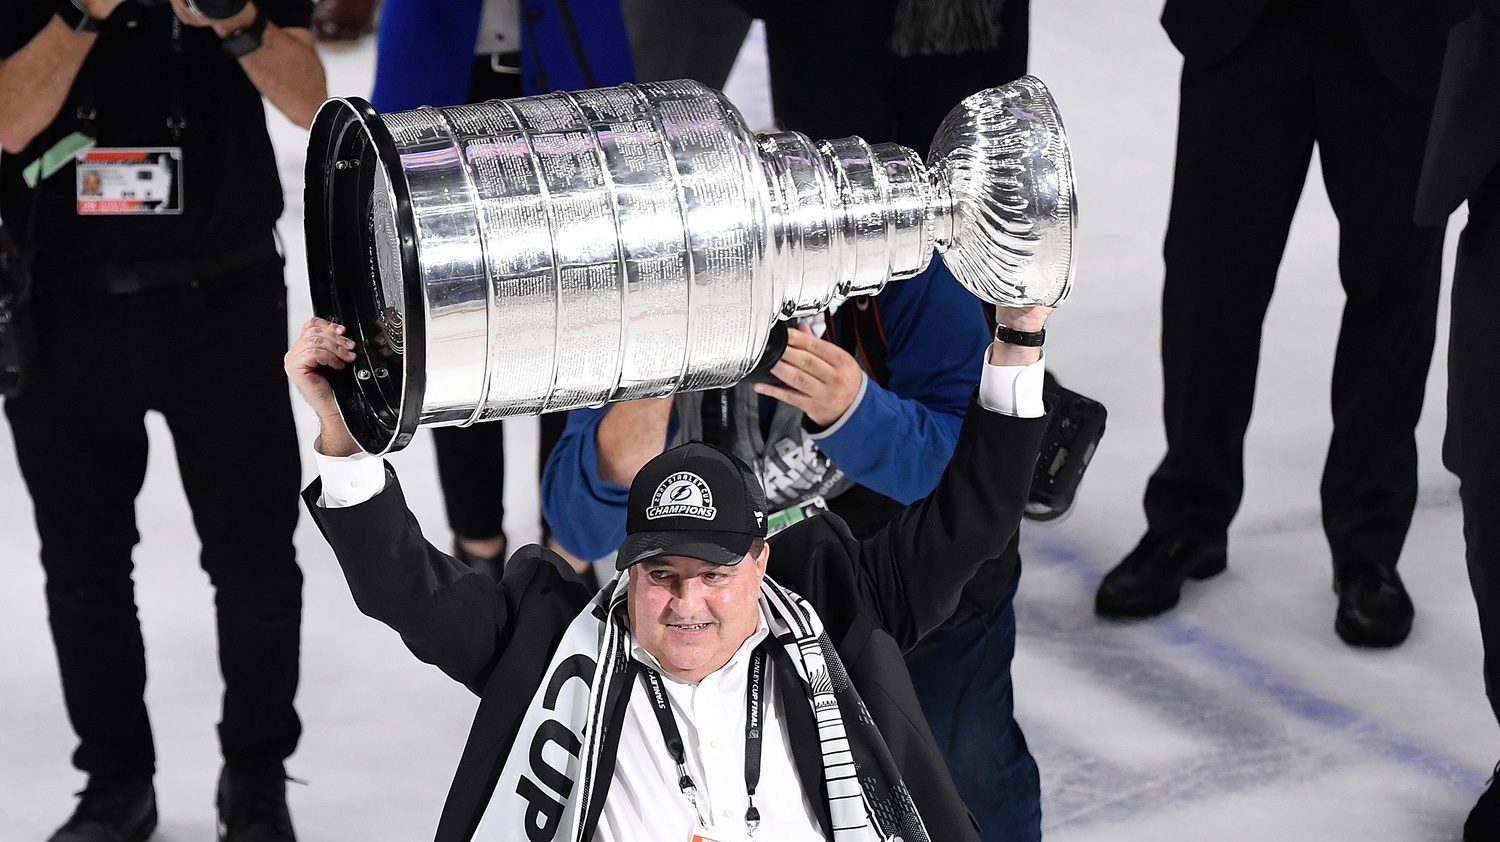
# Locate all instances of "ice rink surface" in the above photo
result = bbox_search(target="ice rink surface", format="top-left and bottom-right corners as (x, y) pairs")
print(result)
(1, 1), (1490, 839)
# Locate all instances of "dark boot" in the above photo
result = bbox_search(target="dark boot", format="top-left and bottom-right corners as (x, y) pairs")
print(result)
(1095, 532), (1228, 618)
(1466, 764), (1500, 842)
(48, 775), (157, 842)
(1333, 563), (1414, 648)
(216, 764), (296, 842)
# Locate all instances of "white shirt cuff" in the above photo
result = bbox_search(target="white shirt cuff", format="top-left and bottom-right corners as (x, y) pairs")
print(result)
(978, 352), (1046, 418)
(314, 449), (388, 508)
(807, 372), (869, 441)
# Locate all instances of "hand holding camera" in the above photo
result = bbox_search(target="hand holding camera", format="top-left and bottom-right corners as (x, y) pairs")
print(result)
(165, 0), (253, 33)
(751, 325), (865, 428)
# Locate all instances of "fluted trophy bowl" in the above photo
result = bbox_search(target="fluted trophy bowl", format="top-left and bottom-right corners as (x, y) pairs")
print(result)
(305, 77), (1075, 454)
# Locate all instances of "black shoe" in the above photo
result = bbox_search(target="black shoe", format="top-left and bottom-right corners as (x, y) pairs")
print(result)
(1095, 532), (1228, 618)
(48, 775), (157, 842)
(216, 764), (297, 842)
(1466, 763), (1500, 842)
(1333, 563), (1413, 648)
(453, 541), (505, 580)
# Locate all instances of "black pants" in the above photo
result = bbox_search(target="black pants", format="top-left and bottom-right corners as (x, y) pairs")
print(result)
(761, 0), (1029, 148)
(4, 257), (303, 778)
(432, 412), (568, 543)
(621, 0), (751, 87)
(1143, 0), (1447, 570)
(1446, 169), (1500, 724)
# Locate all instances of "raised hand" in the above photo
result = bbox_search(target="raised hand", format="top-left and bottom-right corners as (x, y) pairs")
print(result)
(284, 317), (361, 456)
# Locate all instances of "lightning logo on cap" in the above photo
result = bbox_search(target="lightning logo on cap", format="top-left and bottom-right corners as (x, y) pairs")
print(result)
(645, 472), (717, 521)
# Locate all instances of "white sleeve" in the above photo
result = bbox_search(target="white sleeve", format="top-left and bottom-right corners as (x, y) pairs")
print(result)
(313, 450), (388, 508)
(977, 353), (1046, 418)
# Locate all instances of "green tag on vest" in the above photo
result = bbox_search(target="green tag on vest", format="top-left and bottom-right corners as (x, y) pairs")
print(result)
(21, 132), (97, 188)
(766, 496), (829, 536)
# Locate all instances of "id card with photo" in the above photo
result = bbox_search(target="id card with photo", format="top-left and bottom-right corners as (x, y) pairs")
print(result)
(76, 148), (183, 215)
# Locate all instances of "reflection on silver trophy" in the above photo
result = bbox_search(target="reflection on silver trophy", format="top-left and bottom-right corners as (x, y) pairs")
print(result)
(305, 76), (1076, 453)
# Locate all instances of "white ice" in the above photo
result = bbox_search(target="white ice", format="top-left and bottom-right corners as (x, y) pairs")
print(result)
(1, 1), (1488, 839)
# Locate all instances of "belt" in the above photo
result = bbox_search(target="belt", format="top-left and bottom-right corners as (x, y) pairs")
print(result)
(43, 236), (282, 294)
(479, 51), (522, 75)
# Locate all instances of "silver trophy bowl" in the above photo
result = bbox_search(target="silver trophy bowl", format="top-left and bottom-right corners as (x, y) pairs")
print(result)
(305, 77), (1075, 453)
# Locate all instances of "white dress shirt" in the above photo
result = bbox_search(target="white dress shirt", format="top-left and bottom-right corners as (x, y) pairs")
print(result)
(474, 0), (520, 56)
(589, 609), (831, 841)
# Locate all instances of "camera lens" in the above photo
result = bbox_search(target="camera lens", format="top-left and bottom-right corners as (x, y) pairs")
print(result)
(745, 321), (790, 386)
(185, 0), (247, 17)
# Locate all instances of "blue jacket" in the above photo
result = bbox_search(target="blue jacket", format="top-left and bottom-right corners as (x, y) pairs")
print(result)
(370, 0), (635, 111)
(542, 258), (992, 559)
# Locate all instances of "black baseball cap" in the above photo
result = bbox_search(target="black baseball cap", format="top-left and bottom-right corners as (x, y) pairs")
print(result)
(616, 442), (769, 570)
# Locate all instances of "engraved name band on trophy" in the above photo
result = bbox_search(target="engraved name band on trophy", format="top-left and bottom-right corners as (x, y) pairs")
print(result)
(305, 76), (1076, 454)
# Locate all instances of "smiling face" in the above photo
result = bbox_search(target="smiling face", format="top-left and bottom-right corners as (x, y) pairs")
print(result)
(626, 543), (769, 683)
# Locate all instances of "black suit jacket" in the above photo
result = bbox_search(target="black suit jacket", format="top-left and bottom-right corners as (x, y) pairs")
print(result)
(1415, 6), (1500, 225)
(1161, 0), (1471, 97)
(304, 400), (1047, 842)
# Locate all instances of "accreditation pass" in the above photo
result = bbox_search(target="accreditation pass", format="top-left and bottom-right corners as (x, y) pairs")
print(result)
(76, 147), (184, 215)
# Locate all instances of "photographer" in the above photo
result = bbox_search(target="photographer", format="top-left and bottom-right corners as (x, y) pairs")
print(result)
(0, 1), (324, 840)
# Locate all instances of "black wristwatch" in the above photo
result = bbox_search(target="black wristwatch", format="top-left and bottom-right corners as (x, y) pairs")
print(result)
(220, 8), (267, 58)
(993, 322), (1046, 348)
(56, 0), (104, 33)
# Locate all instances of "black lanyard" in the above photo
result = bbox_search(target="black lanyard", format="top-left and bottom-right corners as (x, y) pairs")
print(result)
(74, 13), (189, 143)
(640, 647), (768, 834)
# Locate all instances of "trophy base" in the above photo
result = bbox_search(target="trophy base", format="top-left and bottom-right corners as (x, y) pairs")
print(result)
(305, 97), (425, 455)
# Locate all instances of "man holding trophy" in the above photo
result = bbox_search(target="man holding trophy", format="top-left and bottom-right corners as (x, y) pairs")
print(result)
(292, 74), (1074, 840)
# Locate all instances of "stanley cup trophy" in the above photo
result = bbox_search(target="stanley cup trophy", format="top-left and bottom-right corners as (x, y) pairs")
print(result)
(305, 76), (1075, 454)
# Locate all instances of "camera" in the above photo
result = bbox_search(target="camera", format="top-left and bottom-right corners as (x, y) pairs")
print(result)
(134, 0), (248, 19)
(1025, 373), (1107, 522)
(744, 321), (790, 387)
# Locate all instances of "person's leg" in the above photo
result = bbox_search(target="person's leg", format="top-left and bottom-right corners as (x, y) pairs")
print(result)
(1097, 7), (1320, 618)
(891, 0), (1030, 151)
(1449, 172), (1500, 724)
(433, 423), (508, 558)
(620, 0), (752, 87)
(3, 279), (156, 781)
(1310, 2), (1445, 579)
(1141, 7), (1319, 543)
(145, 266), (303, 769)
(1447, 169), (1500, 840)
(760, 0), (897, 139)
(907, 543), (1039, 842)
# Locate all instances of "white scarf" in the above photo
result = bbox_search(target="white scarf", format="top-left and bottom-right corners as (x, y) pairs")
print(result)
(473, 575), (932, 842)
